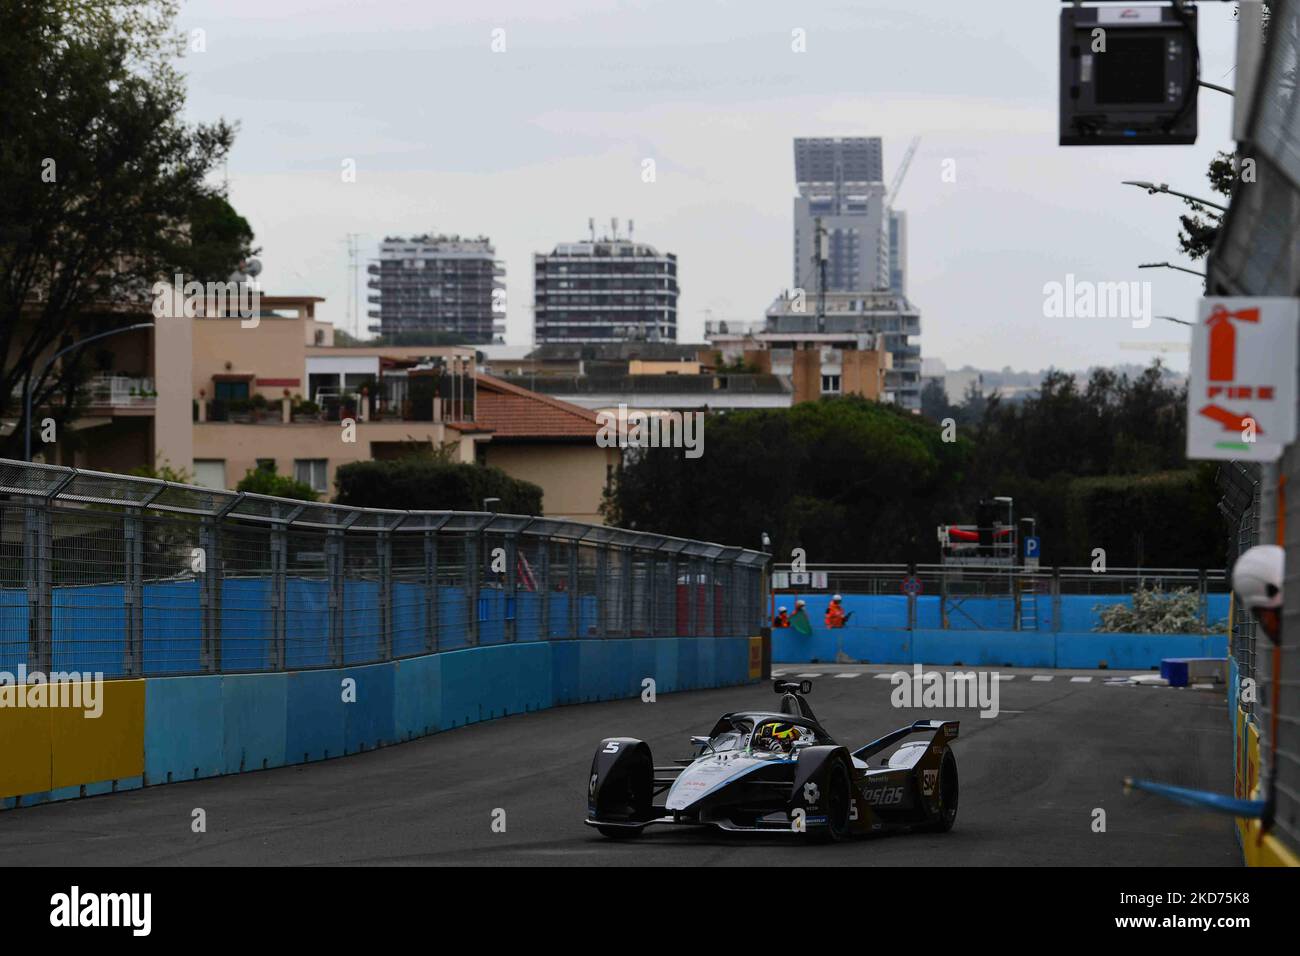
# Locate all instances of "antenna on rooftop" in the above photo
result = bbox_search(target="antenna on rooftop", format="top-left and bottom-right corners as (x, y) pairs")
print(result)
(611, 217), (618, 240)
(588, 217), (595, 241)
(628, 219), (634, 242)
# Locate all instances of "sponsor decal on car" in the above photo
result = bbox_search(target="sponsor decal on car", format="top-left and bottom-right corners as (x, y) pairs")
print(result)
(922, 768), (937, 796)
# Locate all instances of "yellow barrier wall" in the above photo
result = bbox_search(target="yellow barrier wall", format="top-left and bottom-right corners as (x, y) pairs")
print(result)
(1, 680), (145, 799)
(0, 704), (53, 799)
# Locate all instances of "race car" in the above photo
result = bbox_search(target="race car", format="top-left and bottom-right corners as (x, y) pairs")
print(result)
(585, 679), (958, 841)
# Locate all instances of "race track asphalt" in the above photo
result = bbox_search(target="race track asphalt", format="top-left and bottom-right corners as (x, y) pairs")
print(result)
(0, 665), (1240, 866)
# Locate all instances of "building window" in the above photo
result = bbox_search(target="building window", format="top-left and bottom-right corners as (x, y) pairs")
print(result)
(294, 459), (328, 493)
(193, 460), (227, 489)
(821, 374), (842, 395)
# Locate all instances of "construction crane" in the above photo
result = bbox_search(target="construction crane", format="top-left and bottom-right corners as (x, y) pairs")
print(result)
(878, 136), (920, 292)
(886, 136), (921, 214)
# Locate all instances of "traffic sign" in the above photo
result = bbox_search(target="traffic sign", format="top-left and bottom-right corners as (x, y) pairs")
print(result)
(1187, 297), (1299, 461)
(901, 575), (923, 597)
(1024, 536), (1040, 559)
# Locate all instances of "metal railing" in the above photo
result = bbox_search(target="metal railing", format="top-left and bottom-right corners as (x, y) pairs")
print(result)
(0, 459), (768, 679)
(771, 562), (1229, 632)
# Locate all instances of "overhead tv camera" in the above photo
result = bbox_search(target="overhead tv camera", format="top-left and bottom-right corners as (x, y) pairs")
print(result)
(1059, 2), (1198, 146)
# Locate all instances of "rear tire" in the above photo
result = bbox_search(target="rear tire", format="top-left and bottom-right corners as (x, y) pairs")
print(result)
(930, 750), (959, 833)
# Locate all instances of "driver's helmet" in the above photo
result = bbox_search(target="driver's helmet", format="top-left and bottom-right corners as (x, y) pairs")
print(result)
(759, 722), (799, 751)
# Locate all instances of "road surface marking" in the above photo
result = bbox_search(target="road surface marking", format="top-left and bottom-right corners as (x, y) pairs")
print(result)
(833, 672), (860, 678)
(1070, 676), (1093, 683)
(797, 673), (822, 678)
(996, 674), (1014, 681)
(1031, 675), (1054, 682)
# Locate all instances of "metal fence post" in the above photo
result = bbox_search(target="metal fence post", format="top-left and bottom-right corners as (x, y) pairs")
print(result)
(596, 542), (608, 638)
(424, 529), (438, 653)
(906, 562), (917, 631)
(623, 547), (634, 638)
(686, 556), (698, 636)
(466, 531), (479, 646)
(378, 528), (393, 660)
(539, 535), (551, 640)
(123, 508), (143, 676)
(325, 527), (345, 666)
(24, 499), (53, 674)
(646, 549), (657, 636)
(199, 516), (221, 673)
(940, 565), (949, 630)
(1051, 565), (1062, 633)
(504, 529), (517, 643)
(703, 559), (716, 637)
(273, 523), (291, 670)
(1198, 567), (1208, 631)
(568, 540), (579, 639)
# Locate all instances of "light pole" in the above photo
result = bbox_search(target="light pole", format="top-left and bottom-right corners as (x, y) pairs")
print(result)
(1139, 261), (1207, 279)
(482, 496), (501, 513)
(24, 322), (155, 461)
(1121, 180), (1228, 213)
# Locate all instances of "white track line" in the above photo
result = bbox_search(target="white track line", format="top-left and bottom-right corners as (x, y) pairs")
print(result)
(833, 672), (860, 678)
(1031, 675), (1054, 682)
(797, 673), (822, 678)
(1070, 676), (1093, 683)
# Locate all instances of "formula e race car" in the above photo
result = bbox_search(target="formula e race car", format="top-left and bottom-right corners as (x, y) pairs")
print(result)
(585, 680), (958, 841)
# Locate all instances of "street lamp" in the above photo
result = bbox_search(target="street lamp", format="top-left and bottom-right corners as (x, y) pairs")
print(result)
(1139, 261), (1207, 279)
(482, 497), (501, 513)
(1121, 180), (1228, 213)
(24, 322), (155, 461)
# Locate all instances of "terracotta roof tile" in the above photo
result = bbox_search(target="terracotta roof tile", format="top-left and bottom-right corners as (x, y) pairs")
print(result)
(474, 373), (601, 439)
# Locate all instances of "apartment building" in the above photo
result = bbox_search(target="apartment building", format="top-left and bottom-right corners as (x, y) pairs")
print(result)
(533, 227), (679, 344)
(367, 234), (505, 343)
(30, 293), (616, 522)
(706, 296), (903, 406)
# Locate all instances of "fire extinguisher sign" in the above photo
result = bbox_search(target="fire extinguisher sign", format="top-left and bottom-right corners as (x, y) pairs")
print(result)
(1187, 297), (1300, 462)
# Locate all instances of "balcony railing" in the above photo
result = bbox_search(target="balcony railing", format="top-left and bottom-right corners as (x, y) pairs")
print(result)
(87, 374), (156, 407)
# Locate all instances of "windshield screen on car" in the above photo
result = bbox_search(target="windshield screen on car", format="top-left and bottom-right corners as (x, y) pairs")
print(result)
(703, 730), (744, 754)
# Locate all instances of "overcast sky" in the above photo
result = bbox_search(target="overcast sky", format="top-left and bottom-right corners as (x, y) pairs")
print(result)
(176, 0), (1243, 373)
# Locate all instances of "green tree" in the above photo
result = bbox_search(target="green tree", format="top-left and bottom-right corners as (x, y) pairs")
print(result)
(0, 0), (251, 458)
(1176, 151), (1237, 261)
(235, 465), (319, 502)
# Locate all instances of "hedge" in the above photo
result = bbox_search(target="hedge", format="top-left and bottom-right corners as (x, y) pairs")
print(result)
(333, 458), (544, 514)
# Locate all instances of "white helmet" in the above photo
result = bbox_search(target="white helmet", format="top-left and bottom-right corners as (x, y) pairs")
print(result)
(795, 599), (806, 608)
(1232, 545), (1284, 610)
(832, 594), (842, 602)
(778, 606), (788, 613)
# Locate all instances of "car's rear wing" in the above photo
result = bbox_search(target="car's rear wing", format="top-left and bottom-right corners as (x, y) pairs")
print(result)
(851, 719), (959, 763)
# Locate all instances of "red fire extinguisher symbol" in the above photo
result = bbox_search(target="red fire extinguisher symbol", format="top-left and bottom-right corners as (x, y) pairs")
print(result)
(1206, 305), (1261, 381)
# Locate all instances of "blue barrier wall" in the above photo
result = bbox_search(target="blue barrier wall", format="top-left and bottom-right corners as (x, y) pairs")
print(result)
(777, 592), (1231, 633)
(774, 626), (1229, 669)
(2, 636), (756, 811)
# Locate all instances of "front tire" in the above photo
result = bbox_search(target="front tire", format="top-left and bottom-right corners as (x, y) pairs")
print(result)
(824, 758), (852, 841)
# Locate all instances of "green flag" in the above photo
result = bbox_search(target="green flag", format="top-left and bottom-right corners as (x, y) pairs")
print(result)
(790, 608), (812, 636)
